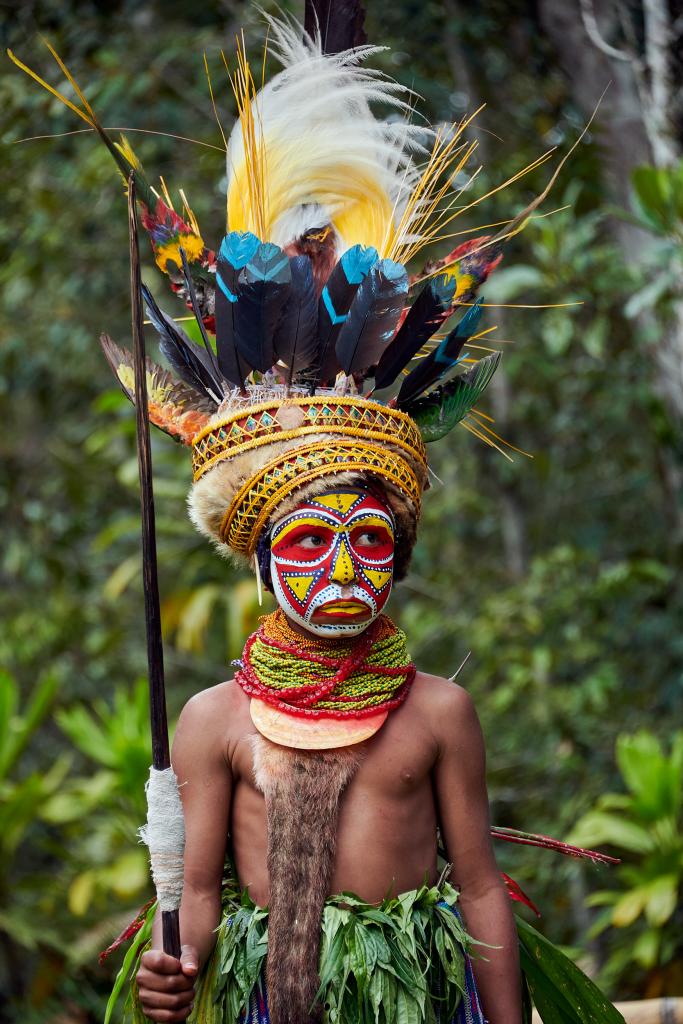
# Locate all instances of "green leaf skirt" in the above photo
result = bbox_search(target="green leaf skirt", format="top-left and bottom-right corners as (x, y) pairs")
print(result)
(118, 880), (485, 1024)
(111, 880), (626, 1024)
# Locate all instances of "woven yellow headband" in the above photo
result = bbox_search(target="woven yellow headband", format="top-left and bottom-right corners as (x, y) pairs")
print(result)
(191, 396), (427, 557)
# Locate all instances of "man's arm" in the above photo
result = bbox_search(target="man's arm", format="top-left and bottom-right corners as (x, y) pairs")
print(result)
(137, 685), (233, 1022)
(431, 680), (521, 1024)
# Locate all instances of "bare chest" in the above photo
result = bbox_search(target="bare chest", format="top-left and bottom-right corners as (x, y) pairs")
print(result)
(227, 691), (440, 901)
(229, 698), (436, 802)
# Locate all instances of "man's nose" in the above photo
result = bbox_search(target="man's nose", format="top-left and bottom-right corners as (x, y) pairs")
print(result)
(330, 538), (356, 584)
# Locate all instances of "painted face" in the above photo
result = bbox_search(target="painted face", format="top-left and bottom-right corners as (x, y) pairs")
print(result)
(269, 490), (395, 637)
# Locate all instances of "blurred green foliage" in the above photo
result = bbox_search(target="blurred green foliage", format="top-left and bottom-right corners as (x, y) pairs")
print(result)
(1, 0), (681, 1020)
(569, 731), (683, 992)
(0, 671), (66, 955)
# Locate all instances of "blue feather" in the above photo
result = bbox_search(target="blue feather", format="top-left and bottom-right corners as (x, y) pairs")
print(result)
(214, 231), (261, 386)
(340, 243), (378, 284)
(216, 231), (260, 301)
(234, 242), (292, 373)
(335, 259), (408, 376)
(432, 299), (483, 368)
(373, 273), (457, 391)
(395, 298), (485, 408)
(314, 244), (378, 386)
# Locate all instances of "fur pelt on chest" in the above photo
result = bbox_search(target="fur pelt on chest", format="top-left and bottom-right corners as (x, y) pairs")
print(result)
(250, 735), (362, 1024)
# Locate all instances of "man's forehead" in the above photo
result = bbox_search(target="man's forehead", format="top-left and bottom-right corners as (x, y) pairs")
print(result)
(274, 489), (393, 528)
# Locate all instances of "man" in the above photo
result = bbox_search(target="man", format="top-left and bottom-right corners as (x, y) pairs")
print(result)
(91, 13), (520, 1020)
(135, 484), (521, 1024)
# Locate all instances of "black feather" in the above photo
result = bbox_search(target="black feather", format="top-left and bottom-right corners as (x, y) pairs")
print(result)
(373, 274), (457, 391)
(272, 256), (319, 383)
(304, 0), (367, 52)
(178, 246), (222, 385)
(396, 299), (484, 408)
(141, 285), (222, 401)
(335, 259), (408, 377)
(215, 231), (260, 387)
(314, 244), (378, 387)
(234, 242), (292, 373)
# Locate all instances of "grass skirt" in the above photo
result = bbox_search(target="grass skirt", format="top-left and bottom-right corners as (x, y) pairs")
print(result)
(122, 880), (486, 1024)
(110, 880), (627, 1024)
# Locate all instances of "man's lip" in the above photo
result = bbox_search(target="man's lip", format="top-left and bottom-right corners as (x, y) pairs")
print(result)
(312, 599), (371, 619)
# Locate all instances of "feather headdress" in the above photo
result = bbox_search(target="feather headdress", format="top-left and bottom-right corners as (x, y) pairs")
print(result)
(10, 3), (570, 563)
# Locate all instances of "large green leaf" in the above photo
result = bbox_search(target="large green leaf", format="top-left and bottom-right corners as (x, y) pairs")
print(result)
(643, 874), (679, 926)
(105, 902), (155, 1024)
(623, 269), (677, 318)
(517, 918), (625, 1024)
(56, 703), (115, 767)
(610, 885), (650, 927)
(483, 264), (545, 302)
(616, 732), (665, 804)
(566, 811), (653, 853)
(0, 669), (19, 780)
(0, 670), (59, 779)
(0, 756), (71, 855)
(630, 165), (678, 234)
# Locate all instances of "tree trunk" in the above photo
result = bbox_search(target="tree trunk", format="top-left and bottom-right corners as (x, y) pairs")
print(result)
(538, 0), (683, 535)
(442, 0), (531, 574)
(488, 342), (529, 579)
(537, 0), (651, 250)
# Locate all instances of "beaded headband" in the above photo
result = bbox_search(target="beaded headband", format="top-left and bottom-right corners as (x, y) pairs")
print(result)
(191, 396), (426, 482)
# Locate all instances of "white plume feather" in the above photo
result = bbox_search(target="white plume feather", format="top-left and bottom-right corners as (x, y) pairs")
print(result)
(226, 14), (427, 257)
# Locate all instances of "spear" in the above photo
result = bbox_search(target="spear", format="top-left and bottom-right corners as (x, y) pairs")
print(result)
(128, 172), (184, 959)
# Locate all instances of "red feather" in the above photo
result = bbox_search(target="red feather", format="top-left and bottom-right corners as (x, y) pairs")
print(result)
(502, 872), (541, 917)
(98, 899), (155, 965)
(410, 235), (504, 306)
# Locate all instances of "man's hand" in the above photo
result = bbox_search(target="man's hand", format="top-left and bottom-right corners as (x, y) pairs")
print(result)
(136, 945), (199, 1022)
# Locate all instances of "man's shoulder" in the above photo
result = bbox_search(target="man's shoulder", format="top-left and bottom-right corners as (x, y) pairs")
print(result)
(176, 678), (250, 740)
(410, 671), (477, 718)
(405, 672), (481, 752)
(385, 675), (481, 765)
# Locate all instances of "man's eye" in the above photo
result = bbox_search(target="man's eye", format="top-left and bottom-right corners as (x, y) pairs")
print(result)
(356, 531), (380, 546)
(298, 534), (326, 548)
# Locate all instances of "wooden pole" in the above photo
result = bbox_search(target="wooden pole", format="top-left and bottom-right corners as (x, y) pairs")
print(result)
(128, 174), (182, 960)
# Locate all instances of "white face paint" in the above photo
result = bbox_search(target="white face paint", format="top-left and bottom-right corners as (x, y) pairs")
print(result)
(269, 490), (395, 638)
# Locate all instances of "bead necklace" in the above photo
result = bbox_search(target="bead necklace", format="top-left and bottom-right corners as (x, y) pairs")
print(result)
(235, 610), (415, 720)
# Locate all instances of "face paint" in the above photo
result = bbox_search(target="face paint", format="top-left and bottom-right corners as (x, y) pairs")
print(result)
(269, 490), (395, 637)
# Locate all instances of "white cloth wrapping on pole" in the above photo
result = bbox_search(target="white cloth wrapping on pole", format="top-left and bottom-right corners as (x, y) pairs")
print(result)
(138, 766), (185, 912)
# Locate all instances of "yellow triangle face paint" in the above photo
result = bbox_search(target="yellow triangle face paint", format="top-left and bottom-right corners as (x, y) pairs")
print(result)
(314, 492), (361, 514)
(362, 568), (393, 592)
(330, 540), (355, 584)
(284, 573), (316, 601)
